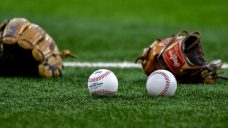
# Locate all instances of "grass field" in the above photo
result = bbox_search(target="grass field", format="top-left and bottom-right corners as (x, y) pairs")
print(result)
(0, 0), (228, 128)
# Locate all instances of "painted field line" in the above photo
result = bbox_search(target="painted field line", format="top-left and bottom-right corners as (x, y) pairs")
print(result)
(63, 61), (141, 68)
(63, 62), (228, 69)
(222, 63), (228, 69)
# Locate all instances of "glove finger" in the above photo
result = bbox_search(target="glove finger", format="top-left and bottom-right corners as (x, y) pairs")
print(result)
(38, 62), (62, 78)
(38, 55), (63, 77)
(32, 35), (59, 62)
(2, 18), (30, 45)
(47, 55), (63, 69)
(18, 24), (45, 49)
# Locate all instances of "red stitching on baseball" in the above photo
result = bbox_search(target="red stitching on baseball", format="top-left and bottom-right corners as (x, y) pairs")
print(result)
(88, 71), (111, 83)
(149, 71), (170, 96)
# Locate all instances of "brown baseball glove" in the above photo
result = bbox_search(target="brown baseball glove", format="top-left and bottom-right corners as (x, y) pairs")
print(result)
(0, 18), (72, 77)
(136, 31), (226, 83)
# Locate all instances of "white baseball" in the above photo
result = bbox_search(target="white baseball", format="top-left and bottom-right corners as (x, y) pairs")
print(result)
(88, 69), (118, 96)
(146, 70), (177, 96)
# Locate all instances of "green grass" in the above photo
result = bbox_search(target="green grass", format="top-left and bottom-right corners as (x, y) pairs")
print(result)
(0, 68), (228, 128)
(0, 0), (228, 128)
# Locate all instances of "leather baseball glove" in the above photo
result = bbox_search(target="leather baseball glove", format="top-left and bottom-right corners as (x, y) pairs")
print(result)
(136, 31), (226, 83)
(0, 18), (72, 77)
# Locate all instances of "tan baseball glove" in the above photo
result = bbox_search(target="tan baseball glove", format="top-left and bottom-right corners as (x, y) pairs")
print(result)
(0, 18), (72, 77)
(136, 31), (226, 83)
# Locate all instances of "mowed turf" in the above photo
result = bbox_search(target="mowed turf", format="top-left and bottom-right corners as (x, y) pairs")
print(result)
(0, 0), (228, 128)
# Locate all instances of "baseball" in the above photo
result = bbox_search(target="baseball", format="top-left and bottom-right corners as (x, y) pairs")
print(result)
(88, 69), (118, 96)
(146, 70), (177, 96)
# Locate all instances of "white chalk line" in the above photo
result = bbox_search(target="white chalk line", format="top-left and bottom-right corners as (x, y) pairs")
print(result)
(63, 62), (141, 68)
(63, 61), (228, 69)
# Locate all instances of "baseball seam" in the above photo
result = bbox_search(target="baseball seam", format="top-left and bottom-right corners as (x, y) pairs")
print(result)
(149, 71), (170, 96)
(88, 71), (111, 83)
